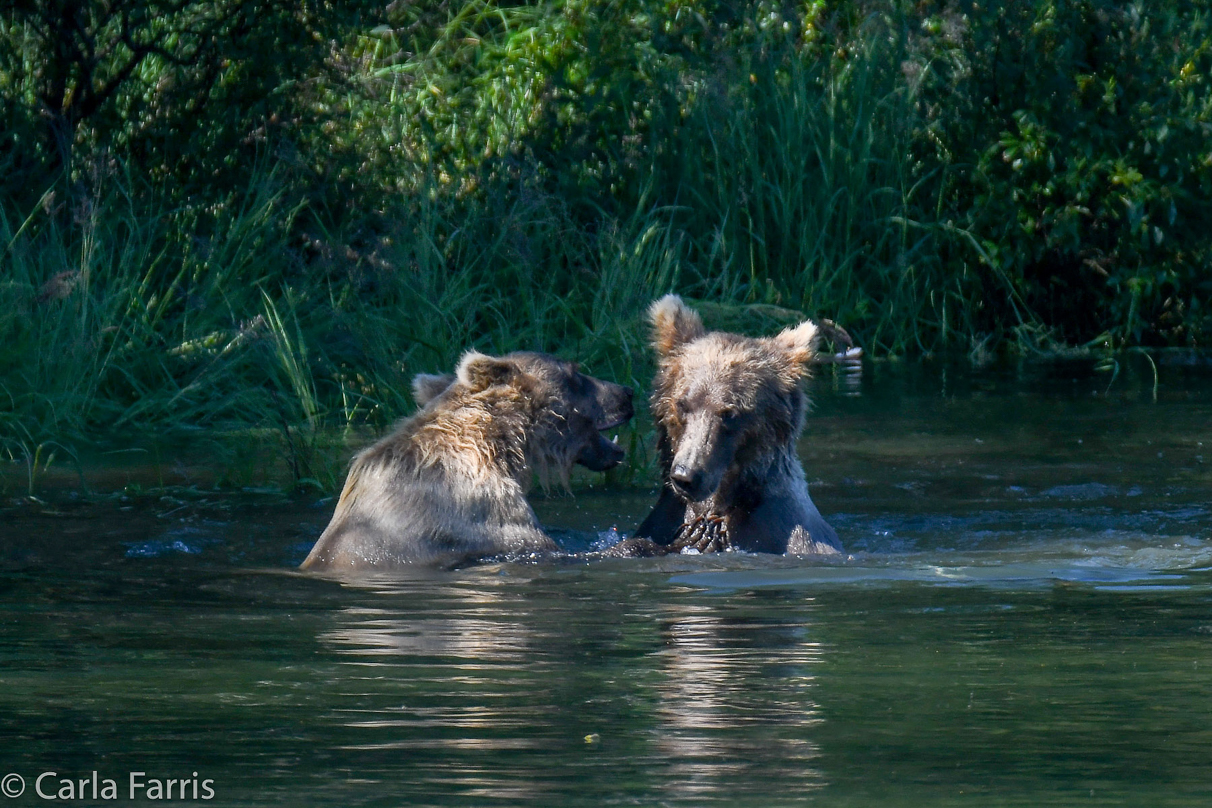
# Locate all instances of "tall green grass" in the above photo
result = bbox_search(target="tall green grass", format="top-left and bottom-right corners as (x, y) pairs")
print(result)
(0, 168), (314, 489)
(0, 163), (691, 492)
(648, 26), (965, 356)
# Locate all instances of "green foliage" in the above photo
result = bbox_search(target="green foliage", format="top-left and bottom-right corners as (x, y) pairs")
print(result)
(912, 0), (1212, 346)
(2, 0), (1211, 490)
(0, 0), (378, 196)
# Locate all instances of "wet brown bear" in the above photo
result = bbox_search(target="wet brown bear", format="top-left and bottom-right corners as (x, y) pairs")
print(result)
(301, 351), (633, 570)
(630, 295), (851, 556)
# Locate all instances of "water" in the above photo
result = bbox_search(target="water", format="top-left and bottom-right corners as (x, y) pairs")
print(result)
(3, 357), (1212, 806)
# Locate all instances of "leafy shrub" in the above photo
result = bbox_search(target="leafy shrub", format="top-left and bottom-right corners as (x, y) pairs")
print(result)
(911, 0), (1212, 346)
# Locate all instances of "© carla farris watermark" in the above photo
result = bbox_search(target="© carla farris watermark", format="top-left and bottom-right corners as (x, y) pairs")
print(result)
(1, 772), (215, 801)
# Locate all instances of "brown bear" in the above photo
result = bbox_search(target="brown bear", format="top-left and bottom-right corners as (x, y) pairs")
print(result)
(300, 351), (633, 570)
(628, 295), (854, 556)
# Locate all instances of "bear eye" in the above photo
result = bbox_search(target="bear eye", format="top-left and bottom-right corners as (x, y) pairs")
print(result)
(673, 400), (689, 419)
(718, 407), (741, 428)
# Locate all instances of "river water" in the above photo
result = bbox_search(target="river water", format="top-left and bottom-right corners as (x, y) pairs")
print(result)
(2, 356), (1211, 806)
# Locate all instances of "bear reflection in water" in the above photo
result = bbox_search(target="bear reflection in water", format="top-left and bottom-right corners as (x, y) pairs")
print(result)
(653, 602), (829, 797)
(318, 576), (830, 800)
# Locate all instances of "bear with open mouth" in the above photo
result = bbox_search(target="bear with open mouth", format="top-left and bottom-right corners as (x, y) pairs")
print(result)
(627, 295), (856, 556)
(301, 351), (633, 570)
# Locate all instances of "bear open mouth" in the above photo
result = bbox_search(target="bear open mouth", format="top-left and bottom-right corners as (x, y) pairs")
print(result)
(580, 397), (632, 470)
(594, 413), (631, 431)
(576, 422), (627, 472)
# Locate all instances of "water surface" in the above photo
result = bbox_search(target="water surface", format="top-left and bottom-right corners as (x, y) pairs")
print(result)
(3, 357), (1211, 806)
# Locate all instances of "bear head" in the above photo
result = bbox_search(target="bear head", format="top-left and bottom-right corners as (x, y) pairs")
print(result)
(648, 295), (824, 503)
(415, 351), (634, 479)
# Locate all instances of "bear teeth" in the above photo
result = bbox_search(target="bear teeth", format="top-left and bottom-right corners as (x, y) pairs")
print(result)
(611, 433), (620, 445)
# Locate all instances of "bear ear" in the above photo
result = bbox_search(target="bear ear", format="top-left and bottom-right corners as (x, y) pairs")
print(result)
(456, 351), (516, 392)
(649, 294), (705, 356)
(772, 319), (821, 375)
(411, 373), (455, 406)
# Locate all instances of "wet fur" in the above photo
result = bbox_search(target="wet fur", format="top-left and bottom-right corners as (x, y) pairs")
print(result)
(629, 295), (848, 556)
(302, 351), (632, 570)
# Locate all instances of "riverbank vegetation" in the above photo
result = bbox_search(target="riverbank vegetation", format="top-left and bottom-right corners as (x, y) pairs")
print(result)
(2, 0), (1210, 492)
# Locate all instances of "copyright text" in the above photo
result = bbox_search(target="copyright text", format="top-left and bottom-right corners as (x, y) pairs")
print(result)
(1, 772), (214, 801)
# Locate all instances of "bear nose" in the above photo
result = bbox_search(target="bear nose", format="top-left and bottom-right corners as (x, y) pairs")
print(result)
(669, 464), (704, 498)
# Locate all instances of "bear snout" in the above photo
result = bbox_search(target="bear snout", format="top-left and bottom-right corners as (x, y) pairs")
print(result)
(669, 464), (708, 500)
(666, 410), (730, 501)
(594, 384), (635, 430)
